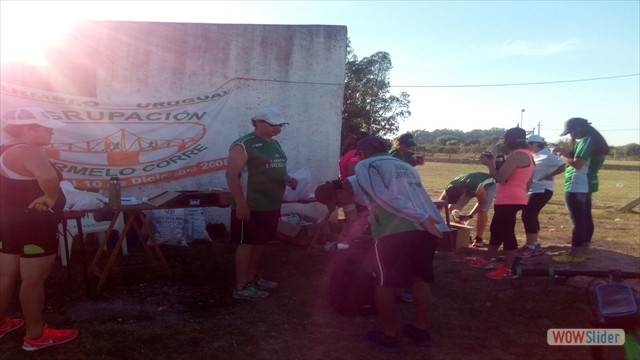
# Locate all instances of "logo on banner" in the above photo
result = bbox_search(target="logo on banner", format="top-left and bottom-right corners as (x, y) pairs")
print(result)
(1, 83), (237, 189)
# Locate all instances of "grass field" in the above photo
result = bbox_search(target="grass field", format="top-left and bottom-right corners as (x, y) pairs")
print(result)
(0, 160), (638, 360)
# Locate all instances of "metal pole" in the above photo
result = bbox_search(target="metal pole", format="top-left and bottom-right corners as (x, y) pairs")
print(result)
(520, 109), (525, 128)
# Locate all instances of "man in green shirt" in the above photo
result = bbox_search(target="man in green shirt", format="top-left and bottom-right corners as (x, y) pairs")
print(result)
(389, 133), (425, 167)
(226, 107), (298, 300)
(439, 172), (496, 248)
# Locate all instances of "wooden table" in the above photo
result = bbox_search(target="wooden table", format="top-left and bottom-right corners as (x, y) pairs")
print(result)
(69, 192), (323, 294)
(88, 204), (175, 294)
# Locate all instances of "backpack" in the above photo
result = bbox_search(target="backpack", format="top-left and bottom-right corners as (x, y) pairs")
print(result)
(328, 240), (377, 317)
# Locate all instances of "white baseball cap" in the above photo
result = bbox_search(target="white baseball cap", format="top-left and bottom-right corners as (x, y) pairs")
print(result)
(526, 134), (545, 143)
(251, 107), (289, 125)
(3, 107), (65, 128)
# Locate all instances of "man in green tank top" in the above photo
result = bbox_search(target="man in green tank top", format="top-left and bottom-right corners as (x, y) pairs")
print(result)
(226, 107), (298, 300)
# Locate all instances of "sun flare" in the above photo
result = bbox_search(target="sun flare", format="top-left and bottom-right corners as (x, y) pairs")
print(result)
(0, 6), (82, 66)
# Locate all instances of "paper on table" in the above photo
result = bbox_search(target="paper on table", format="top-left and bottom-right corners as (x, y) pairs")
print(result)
(121, 197), (144, 205)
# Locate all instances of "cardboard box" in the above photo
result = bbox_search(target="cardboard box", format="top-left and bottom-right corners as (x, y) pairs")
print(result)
(276, 213), (323, 246)
(438, 223), (473, 250)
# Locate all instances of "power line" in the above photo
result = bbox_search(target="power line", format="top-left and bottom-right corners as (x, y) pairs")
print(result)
(213, 74), (640, 89)
(391, 73), (640, 88)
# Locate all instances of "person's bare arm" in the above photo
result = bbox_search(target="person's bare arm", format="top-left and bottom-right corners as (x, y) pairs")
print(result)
(541, 164), (566, 181)
(225, 144), (250, 221)
(551, 147), (586, 169)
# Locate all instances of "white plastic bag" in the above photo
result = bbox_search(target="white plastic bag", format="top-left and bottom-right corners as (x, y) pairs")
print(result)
(60, 181), (107, 210)
(184, 208), (211, 242)
(149, 209), (188, 247)
(283, 167), (312, 202)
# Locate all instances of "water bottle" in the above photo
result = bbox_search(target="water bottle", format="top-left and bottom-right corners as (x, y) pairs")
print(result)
(495, 153), (505, 171)
(108, 177), (121, 209)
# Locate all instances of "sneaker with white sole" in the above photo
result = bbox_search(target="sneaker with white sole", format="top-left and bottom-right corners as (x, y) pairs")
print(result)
(254, 275), (279, 291)
(485, 266), (517, 280)
(517, 244), (543, 258)
(22, 324), (78, 351)
(467, 257), (495, 269)
(0, 317), (24, 339)
(233, 283), (270, 300)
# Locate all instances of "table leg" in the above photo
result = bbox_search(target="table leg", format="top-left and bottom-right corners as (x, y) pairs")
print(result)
(93, 210), (173, 293)
(138, 212), (173, 280)
(61, 219), (72, 279)
(306, 208), (334, 254)
(93, 210), (129, 293)
(73, 216), (91, 297)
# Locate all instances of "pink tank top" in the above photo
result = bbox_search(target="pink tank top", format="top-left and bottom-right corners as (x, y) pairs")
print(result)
(495, 149), (534, 205)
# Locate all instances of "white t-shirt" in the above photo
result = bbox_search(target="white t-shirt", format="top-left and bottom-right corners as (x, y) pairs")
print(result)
(530, 147), (564, 193)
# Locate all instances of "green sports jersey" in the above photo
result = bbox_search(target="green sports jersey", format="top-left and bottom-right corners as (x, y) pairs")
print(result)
(564, 136), (603, 193)
(230, 133), (288, 211)
(446, 172), (494, 197)
(389, 148), (415, 165)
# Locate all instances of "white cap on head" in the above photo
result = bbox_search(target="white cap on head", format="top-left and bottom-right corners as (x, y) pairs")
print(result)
(526, 134), (545, 143)
(3, 107), (65, 128)
(251, 107), (289, 125)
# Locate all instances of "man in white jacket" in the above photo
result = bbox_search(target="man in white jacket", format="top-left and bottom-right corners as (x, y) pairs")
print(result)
(319, 135), (448, 353)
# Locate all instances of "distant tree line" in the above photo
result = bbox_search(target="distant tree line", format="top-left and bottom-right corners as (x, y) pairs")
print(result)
(408, 128), (640, 160)
(341, 43), (639, 160)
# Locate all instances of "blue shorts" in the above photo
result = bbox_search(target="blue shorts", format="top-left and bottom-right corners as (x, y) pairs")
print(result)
(373, 230), (437, 287)
(230, 209), (280, 245)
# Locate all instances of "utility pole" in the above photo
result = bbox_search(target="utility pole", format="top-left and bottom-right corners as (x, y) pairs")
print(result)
(537, 121), (541, 135)
(520, 109), (525, 128)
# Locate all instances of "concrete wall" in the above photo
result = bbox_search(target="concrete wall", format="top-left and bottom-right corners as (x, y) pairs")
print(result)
(2, 21), (348, 222)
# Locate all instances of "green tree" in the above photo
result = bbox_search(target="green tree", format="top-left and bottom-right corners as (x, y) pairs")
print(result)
(342, 46), (410, 137)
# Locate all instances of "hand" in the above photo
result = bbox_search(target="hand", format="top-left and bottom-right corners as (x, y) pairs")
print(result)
(287, 177), (298, 190)
(28, 194), (57, 212)
(457, 214), (472, 222)
(550, 146), (563, 156)
(235, 202), (251, 221)
(421, 215), (443, 239)
(479, 154), (493, 167)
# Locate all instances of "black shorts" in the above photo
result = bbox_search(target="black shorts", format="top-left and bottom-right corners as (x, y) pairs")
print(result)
(0, 210), (61, 257)
(373, 230), (437, 287)
(230, 209), (281, 245)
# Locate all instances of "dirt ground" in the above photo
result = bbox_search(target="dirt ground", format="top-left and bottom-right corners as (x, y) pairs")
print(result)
(2, 223), (638, 360)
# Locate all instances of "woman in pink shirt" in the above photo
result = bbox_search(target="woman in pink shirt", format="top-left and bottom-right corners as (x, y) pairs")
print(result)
(339, 131), (369, 180)
(468, 127), (534, 279)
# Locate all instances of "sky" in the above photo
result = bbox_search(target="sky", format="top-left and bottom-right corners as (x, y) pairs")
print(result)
(1, 0), (639, 146)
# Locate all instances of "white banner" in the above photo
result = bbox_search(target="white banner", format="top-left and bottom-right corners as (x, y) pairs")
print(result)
(1, 82), (237, 189)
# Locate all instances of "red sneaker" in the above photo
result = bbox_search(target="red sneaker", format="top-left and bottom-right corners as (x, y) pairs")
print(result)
(22, 324), (78, 351)
(0, 317), (24, 338)
(485, 266), (517, 280)
(468, 257), (495, 269)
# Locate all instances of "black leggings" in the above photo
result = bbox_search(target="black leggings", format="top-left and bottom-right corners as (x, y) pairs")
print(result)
(489, 204), (525, 251)
(521, 190), (553, 234)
